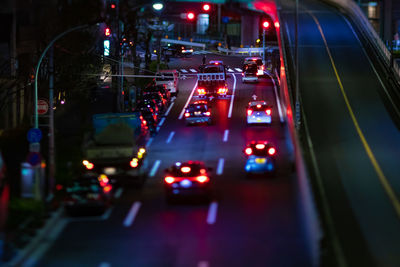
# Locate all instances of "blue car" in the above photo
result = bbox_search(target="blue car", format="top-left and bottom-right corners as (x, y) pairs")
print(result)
(244, 141), (276, 177)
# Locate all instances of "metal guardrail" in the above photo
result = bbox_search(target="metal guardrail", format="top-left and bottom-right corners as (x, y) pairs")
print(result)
(160, 38), (206, 50)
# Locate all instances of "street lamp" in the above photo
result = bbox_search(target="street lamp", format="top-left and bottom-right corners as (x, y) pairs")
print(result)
(262, 21), (270, 64)
(152, 2), (164, 11)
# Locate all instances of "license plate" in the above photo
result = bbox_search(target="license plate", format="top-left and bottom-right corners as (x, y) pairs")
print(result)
(257, 118), (262, 121)
(255, 158), (266, 164)
(194, 111), (201, 116)
(104, 167), (116, 175)
(180, 180), (192, 188)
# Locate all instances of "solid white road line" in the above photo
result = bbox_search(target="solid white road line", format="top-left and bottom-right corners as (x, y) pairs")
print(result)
(149, 160), (161, 177)
(179, 80), (198, 119)
(99, 263), (111, 267)
(223, 129), (229, 142)
(101, 207), (114, 220)
(180, 69), (188, 73)
(217, 158), (225, 175)
(235, 68), (242, 72)
(164, 102), (175, 116)
(268, 74), (285, 123)
(207, 201), (218, 225)
(123, 201), (142, 227)
(166, 131), (175, 144)
(198, 261), (209, 267)
(190, 68), (197, 73)
(114, 188), (124, 199)
(146, 137), (153, 147)
(227, 68), (234, 72)
(158, 117), (166, 127)
(228, 74), (237, 118)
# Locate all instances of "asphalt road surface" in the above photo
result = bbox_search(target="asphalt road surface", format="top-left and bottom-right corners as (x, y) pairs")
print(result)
(276, 0), (400, 266)
(34, 54), (311, 266)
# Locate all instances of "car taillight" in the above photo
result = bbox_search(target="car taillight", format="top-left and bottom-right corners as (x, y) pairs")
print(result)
(198, 88), (206, 95)
(204, 111), (211, 116)
(268, 147), (276, 155)
(196, 175), (209, 183)
(86, 163), (94, 170)
(261, 66), (264, 70)
(98, 174), (109, 186)
(130, 158), (138, 168)
(247, 109), (253, 116)
(266, 109), (272, 115)
(103, 184), (112, 193)
(255, 144), (265, 149)
(165, 176), (175, 184)
(185, 112), (190, 117)
(242, 73), (244, 76)
(245, 148), (252, 155)
(217, 88), (227, 94)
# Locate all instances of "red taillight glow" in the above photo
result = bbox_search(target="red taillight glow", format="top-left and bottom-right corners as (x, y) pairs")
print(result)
(256, 144), (265, 149)
(217, 87), (227, 94)
(198, 88), (206, 95)
(196, 175), (209, 183)
(266, 109), (272, 115)
(247, 109), (253, 116)
(56, 184), (63, 191)
(245, 147), (252, 155)
(103, 185), (112, 193)
(185, 112), (190, 117)
(268, 147), (276, 155)
(181, 166), (191, 173)
(204, 111), (211, 116)
(257, 104), (261, 108)
(165, 176), (175, 184)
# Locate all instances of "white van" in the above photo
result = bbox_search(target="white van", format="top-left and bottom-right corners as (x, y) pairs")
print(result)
(155, 70), (179, 96)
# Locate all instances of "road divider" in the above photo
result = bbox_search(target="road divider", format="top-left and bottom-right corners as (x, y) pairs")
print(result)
(207, 201), (218, 225)
(179, 79), (198, 119)
(166, 131), (175, 144)
(164, 101), (175, 116)
(158, 117), (166, 127)
(228, 74), (237, 118)
(217, 158), (225, 175)
(114, 188), (123, 199)
(268, 74), (285, 123)
(149, 160), (161, 177)
(223, 130), (229, 142)
(123, 201), (142, 227)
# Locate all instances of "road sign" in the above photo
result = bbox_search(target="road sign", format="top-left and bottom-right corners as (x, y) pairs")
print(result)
(37, 99), (49, 115)
(27, 128), (42, 143)
(29, 142), (40, 152)
(27, 152), (41, 167)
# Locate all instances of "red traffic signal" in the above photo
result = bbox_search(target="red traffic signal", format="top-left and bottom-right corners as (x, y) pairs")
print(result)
(202, 4), (210, 11)
(105, 27), (111, 37)
(262, 21), (270, 28)
(187, 12), (195, 20)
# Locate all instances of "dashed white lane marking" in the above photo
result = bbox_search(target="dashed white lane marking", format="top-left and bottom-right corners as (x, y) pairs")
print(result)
(198, 261), (209, 267)
(114, 188), (123, 199)
(217, 158), (225, 175)
(164, 102), (175, 116)
(146, 137), (153, 147)
(158, 117), (166, 127)
(223, 129), (229, 142)
(179, 80), (198, 119)
(227, 68), (234, 72)
(207, 201), (218, 225)
(228, 74), (237, 118)
(98, 263), (111, 267)
(235, 68), (242, 72)
(123, 201), (142, 227)
(190, 68), (197, 73)
(166, 131), (175, 144)
(149, 160), (161, 177)
(180, 69), (188, 73)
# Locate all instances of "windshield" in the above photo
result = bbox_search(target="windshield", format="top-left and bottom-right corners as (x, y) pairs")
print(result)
(203, 66), (224, 73)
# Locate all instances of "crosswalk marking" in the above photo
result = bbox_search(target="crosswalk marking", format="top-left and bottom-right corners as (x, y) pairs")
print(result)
(235, 68), (242, 72)
(180, 69), (188, 73)
(190, 69), (197, 73)
(227, 68), (234, 72)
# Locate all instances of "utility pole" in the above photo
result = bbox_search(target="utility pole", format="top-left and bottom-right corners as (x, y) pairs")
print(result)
(48, 46), (55, 196)
(295, 0), (300, 129)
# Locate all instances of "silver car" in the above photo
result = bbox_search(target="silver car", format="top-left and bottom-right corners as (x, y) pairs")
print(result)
(246, 101), (272, 125)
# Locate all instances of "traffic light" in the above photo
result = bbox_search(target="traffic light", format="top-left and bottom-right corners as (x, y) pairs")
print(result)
(187, 12), (195, 20)
(105, 27), (111, 37)
(202, 4), (211, 11)
(262, 21), (270, 28)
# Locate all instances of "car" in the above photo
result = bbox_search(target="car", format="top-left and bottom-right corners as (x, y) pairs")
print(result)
(162, 44), (192, 58)
(243, 141), (276, 176)
(246, 101), (272, 125)
(63, 175), (113, 216)
(138, 107), (158, 135)
(163, 161), (213, 202)
(242, 63), (259, 83)
(145, 84), (171, 103)
(139, 98), (160, 117)
(244, 57), (264, 76)
(209, 60), (224, 65)
(142, 91), (168, 113)
(184, 101), (212, 125)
